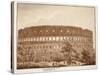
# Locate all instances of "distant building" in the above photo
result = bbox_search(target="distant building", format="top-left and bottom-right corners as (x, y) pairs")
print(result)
(17, 26), (93, 63)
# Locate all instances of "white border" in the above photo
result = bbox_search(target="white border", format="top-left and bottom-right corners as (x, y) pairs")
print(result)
(12, 1), (97, 74)
(14, 1), (17, 73)
(15, 65), (96, 74)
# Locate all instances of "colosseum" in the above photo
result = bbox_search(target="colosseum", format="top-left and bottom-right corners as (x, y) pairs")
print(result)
(17, 25), (94, 69)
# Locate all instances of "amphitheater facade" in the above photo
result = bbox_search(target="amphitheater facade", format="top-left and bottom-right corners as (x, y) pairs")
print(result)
(17, 26), (93, 68)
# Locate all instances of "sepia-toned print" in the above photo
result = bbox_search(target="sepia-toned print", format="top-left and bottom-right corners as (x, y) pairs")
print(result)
(14, 2), (96, 71)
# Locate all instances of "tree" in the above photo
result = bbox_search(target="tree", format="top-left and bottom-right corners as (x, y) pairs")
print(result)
(81, 48), (96, 65)
(52, 52), (65, 62)
(61, 42), (73, 65)
(61, 42), (81, 65)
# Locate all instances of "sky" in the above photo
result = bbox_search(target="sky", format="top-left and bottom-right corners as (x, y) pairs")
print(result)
(17, 3), (96, 48)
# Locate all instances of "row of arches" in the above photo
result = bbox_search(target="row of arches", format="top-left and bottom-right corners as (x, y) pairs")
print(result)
(18, 36), (91, 43)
